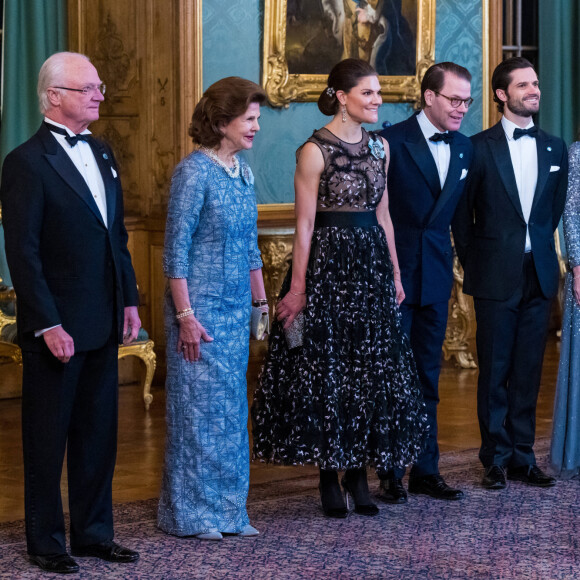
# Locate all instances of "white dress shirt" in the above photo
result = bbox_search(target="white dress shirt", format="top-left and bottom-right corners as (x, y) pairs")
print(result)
(501, 116), (538, 252)
(417, 110), (451, 189)
(44, 117), (108, 227)
(36, 118), (109, 337)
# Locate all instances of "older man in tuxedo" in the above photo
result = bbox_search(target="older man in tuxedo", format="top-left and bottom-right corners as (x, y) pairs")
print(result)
(377, 62), (473, 503)
(454, 57), (567, 491)
(0, 52), (141, 574)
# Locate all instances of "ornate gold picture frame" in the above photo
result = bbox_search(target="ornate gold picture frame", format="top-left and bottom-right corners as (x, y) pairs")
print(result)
(263, 0), (436, 108)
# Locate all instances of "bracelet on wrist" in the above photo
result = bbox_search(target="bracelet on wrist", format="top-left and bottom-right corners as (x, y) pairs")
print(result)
(289, 290), (306, 297)
(175, 307), (194, 320)
(253, 299), (269, 307)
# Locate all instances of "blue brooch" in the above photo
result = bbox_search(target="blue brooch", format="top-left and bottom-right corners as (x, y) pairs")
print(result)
(368, 136), (385, 160)
(241, 164), (254, 186)
(103, 153), (108, 160)
(547, 146), (552, 152)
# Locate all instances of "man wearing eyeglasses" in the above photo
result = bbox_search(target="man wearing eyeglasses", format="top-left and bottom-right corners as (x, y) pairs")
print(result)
(453, 57), (567, 491)
(0, 52), (140, 574)
(376, 62), (473, 504)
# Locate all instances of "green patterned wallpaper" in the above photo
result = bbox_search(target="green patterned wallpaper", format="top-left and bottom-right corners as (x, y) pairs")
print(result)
(203, 0), (483, 203)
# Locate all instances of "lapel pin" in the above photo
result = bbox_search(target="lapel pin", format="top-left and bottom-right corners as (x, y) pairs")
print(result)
(103, 153), (109, 159)
(459, 153), (464, 158)
(547, 147), (552, 152)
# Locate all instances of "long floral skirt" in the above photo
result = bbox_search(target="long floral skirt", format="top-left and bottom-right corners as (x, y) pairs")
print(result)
(251, 224), (428, 471)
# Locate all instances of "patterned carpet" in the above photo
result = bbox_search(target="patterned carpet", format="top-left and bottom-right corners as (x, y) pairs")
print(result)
(1, 439), (579, 579)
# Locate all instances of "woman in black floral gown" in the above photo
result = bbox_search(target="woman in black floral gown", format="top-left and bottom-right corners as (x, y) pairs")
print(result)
(252, 59), (426, 518)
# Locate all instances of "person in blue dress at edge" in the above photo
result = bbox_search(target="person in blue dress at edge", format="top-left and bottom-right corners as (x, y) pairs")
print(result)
(252, 59), (427, 519)
(158, 77), (269, 540)
(550, 135), (580, 479)
(375, 62), (473, 504)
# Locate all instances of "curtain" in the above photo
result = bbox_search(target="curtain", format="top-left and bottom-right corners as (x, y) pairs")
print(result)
(539, 0), (580, 146)
(0, 0), (67, 286)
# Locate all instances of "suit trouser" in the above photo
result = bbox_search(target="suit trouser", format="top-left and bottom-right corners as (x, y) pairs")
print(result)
(379, 300), (449, 479)
(22, 333), (119, 556)
(474, 252), (552, 469)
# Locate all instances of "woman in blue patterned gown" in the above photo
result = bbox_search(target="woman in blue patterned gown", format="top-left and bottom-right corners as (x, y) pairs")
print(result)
(158, 78), (268, 539)
(550, 140), (580, 479)
(252, 59), (426, 518)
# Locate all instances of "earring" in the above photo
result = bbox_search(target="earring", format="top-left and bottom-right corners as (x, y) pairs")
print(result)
(342, 105), (347, 123)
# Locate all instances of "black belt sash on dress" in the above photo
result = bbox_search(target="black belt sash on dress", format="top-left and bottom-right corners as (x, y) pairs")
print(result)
(314, 211), (378, 228)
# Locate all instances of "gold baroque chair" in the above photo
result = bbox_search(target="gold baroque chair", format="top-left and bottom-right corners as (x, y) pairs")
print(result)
(0, 282), (156, 410)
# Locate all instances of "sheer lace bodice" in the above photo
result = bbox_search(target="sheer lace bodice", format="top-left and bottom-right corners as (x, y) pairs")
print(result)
(299, 127), (386, 212)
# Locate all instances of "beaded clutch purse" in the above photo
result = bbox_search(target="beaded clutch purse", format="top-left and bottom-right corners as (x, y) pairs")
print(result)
(284, 311), (304, 349)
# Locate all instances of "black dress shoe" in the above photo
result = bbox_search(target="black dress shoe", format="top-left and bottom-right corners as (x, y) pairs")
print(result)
(342, 468), (379, 517)
(319, 469), (348, 518)
(507, 465), (556, 487)
(482, 465), (506, 490)
(72, 540), (139, 563)
(408, 474), (464, 500)
(378, 477), (408, 504)
(29, 553), (80, 574)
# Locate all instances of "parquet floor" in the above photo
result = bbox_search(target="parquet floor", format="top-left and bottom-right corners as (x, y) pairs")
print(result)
(0, 334), (560, 524)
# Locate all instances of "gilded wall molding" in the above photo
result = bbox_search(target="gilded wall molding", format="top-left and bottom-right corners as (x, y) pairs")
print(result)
(179, 0), (203, 159)
(442, 255), (477, 369)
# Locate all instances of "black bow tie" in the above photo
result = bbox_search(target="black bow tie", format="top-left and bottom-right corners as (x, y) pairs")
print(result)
(512, 126), (538, 140)
(44, 122), (91, 147)
(429, 132), (454, 144)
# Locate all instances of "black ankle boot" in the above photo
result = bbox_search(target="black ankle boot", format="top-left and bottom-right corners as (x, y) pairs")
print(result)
(342, 468), (379, 516)
(319, 469), (348, 518)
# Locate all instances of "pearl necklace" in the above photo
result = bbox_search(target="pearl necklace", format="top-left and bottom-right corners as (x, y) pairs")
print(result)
(200, 147), (240, 178)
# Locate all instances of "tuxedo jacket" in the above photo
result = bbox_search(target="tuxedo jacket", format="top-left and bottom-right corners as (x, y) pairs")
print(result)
(453, 121), (568, 301)
(380, 114), (473, 306)
(0, 123), (139, 352)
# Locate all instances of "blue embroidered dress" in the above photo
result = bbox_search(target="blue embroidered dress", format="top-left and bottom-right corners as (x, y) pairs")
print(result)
(550, 142), (580, 479)
(158, 151), (263, 535)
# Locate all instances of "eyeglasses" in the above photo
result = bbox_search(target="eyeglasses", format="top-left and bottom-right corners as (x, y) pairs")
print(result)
(53, 84), (106, 96)
(434, 91), (474, 109)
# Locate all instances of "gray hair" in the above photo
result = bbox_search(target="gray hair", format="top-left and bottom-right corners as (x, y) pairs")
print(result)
(37, 52), (91, 114)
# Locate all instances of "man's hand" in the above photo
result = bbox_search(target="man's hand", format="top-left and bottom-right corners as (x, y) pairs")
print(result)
(43, 326), (75, 363)
(123, 306), (141, 345)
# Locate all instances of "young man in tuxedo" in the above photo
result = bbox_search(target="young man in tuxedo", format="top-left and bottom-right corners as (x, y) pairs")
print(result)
(453, 57), (568, 490)
(1, 52), (141, 574)
(377, 62), (473, 502)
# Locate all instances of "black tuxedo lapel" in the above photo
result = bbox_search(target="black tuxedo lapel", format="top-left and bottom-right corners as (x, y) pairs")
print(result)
(428, 139), (468, 226)
(87, 138), (117, 228)
(39, 125), (107, 228)
(530, 130), (552, 214)
(403, 117), (441, 198)
(488, 123), (525, 221)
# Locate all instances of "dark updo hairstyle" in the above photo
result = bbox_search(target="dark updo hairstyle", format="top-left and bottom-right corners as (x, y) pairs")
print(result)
(317, 58), (378, 116)
(420, 62), (472, 109)
(491, 57), (534, 113)
(189, 77), (267, 148)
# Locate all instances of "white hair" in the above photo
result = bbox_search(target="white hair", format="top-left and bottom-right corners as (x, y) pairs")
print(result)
(37, 52), (91, 114)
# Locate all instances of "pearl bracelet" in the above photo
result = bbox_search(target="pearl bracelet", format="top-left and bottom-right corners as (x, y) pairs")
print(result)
(175, 307), (194, 320)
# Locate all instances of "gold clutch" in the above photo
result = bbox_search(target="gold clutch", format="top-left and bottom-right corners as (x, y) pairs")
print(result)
(250, 306), (269, 341)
